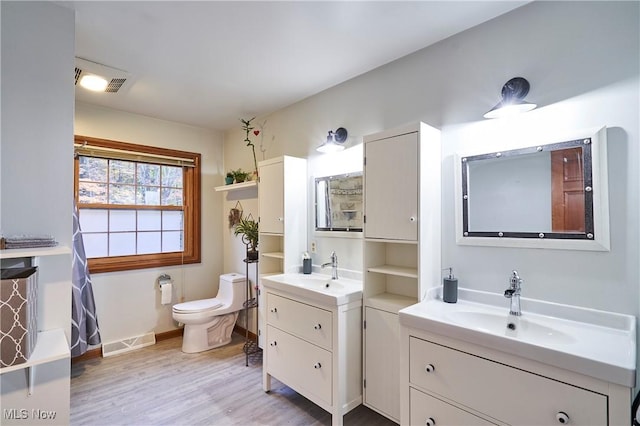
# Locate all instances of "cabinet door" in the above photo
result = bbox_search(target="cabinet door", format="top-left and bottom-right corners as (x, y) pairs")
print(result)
(364, 307), (399, 421)
(364, 132), (418, 241)
(259, 160), (284, 234)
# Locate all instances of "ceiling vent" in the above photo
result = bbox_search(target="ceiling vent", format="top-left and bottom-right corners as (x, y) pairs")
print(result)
(74, 57), (132, 93)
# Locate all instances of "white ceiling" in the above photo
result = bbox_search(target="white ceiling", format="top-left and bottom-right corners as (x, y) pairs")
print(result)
(60, 1), (529, 131)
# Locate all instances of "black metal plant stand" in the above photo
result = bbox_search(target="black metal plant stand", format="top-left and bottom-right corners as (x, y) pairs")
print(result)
(242, 246), (261, 366)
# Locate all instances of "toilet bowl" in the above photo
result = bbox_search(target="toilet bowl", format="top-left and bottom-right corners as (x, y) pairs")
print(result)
(172, 273), (246, 353)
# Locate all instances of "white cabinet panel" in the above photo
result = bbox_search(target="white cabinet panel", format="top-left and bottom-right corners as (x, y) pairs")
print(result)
(266, 293), (332, 349)
(364, 307), (399, 422)
(364, 132), (418, 241)
(266, 325), (333, 405)
(258, 160), (285, 234)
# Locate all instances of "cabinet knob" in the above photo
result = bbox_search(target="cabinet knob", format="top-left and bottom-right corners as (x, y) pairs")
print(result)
(314, 324), (322, 330)
(277, 217), (284, 222)
(313, 362), (322, 369)
(425, 417), (436, 426)
(556, 412), (570, 424)
(410, 216), (416, 222)
(425, 364), (435, 373)
(270, 307), (277, 313)
(269, 341), (277, 347)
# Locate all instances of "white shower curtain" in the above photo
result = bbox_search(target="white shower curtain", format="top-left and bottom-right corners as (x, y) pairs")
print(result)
(71, 201), (101, 357)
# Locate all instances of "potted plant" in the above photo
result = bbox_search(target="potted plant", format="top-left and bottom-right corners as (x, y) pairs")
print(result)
(233, 216), (259, 260)
(225, 171), (234, 185)
(232, 168), (249, 183)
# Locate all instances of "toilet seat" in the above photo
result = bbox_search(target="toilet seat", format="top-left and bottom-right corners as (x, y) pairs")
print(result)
(173, 298), (223, 314)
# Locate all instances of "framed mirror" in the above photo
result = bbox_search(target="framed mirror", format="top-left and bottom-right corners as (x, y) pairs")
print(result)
(315, 172), (363, 232)
(455, 126), (609, 251)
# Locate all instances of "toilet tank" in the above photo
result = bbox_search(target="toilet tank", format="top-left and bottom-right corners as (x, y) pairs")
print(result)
(217, 273), (246, 306)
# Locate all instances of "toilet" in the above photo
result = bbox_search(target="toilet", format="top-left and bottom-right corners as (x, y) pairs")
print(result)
(172, 273), (246, 353)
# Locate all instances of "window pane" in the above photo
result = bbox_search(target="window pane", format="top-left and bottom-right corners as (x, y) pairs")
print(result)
(163, 211), (183, 231)
(110, 210), (136, 232)
(78, 157), (107, 182)
(161, 166), (183, 188)
(137, 163), (160, 186)
(78, 182), (108, 204)
(109, 160), (135, 184)
(162, 231), (183, 252)
(109, 232), (136, 256)
(138, 210), (161, 231)
(161, 187), (183, 206)
(138, 232), (161, 254)
(109, 184), (136, 204)
(83, 233), (108, 258)
(79, 209), (108, 232)
(136, 186), (160, 205)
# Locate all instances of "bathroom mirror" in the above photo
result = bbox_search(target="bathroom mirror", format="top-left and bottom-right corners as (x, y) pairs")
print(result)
(455, 126), (609, 251)
(315, 172), (363, 232)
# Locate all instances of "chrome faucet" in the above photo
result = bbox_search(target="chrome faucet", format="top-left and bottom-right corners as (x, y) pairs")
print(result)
(504, 270), (522, 316)
(321, 251), (339, 280)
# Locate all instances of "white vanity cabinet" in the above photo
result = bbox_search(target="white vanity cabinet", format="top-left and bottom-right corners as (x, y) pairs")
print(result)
(262, 284), (362, 426)
(257, 155), (307, 348)
(400, 325), (630, 426)
(362, 122), (441, 423)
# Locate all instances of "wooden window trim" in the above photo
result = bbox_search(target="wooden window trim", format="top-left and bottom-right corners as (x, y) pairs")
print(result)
(74, 135), (201, 274)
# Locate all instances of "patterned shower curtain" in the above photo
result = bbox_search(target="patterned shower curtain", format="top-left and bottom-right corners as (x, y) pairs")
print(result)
(71, 201), (101, 357)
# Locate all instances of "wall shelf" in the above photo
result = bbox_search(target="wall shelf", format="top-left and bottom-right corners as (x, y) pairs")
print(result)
(0, 329), (69, 375)
(214, 181), (257, 192)
(0, 245), (71, 260)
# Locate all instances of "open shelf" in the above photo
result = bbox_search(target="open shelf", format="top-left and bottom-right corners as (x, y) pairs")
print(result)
(0, 245), (70, 260)
(365, 293), (417, 314)
(262, 252), (284, 259)
(214, 180), (257, 192)
(367, 265), (418, 278)
(0, 329), (70, 374)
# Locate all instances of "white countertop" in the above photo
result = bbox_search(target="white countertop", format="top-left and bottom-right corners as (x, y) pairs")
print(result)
(399, 288), (636, 387)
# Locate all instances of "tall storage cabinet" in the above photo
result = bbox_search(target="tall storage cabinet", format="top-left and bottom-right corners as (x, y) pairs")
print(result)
(362, 122), (441, 423)
(257, 156), (307, 348)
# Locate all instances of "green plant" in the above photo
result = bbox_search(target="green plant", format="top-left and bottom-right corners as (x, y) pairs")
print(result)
(232, 168), (249, 183)
(226, 171), (234, 179)
(233, 217), (259, 253)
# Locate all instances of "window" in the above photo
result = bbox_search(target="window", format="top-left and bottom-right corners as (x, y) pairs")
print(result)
(74, 136), (201, 273)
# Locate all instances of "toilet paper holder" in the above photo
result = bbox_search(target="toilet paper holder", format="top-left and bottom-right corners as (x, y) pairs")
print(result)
(158, 273), (172, 288)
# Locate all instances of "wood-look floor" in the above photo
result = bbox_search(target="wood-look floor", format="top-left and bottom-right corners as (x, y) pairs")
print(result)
(70, 333), (396, 426)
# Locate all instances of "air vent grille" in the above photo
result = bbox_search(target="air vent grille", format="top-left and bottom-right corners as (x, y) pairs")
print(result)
(74, 67), (82, 85)
(105, 78), (127, 93)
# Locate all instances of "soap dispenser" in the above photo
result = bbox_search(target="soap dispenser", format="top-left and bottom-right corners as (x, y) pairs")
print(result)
(443, 267), (458, 303)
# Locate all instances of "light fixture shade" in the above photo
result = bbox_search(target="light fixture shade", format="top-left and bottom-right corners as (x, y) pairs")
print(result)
(484, 77), (537, 119)
(316, 127), (348, 153)
(79, 74), (109, 92)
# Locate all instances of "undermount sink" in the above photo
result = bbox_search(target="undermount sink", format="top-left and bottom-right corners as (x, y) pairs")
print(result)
(262, 273), (362, 306)
(399, 288), (636, 387)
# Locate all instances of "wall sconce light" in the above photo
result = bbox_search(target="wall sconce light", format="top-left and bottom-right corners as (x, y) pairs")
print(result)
(317, 127), (348, 153)
(484, 77), (537, 119)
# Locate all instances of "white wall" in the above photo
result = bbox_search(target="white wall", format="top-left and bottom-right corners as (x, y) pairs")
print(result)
(75, 103), (225, 344)
(223, 0), (639, 382)
(1, 1), (74, 336)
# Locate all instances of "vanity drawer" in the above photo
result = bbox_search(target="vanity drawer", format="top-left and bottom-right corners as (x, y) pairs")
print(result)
(266, 325), (332, 405)
(266, 292), (332, 349)
(409, 337), (607, 425)
(410, 387), (497, 426)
